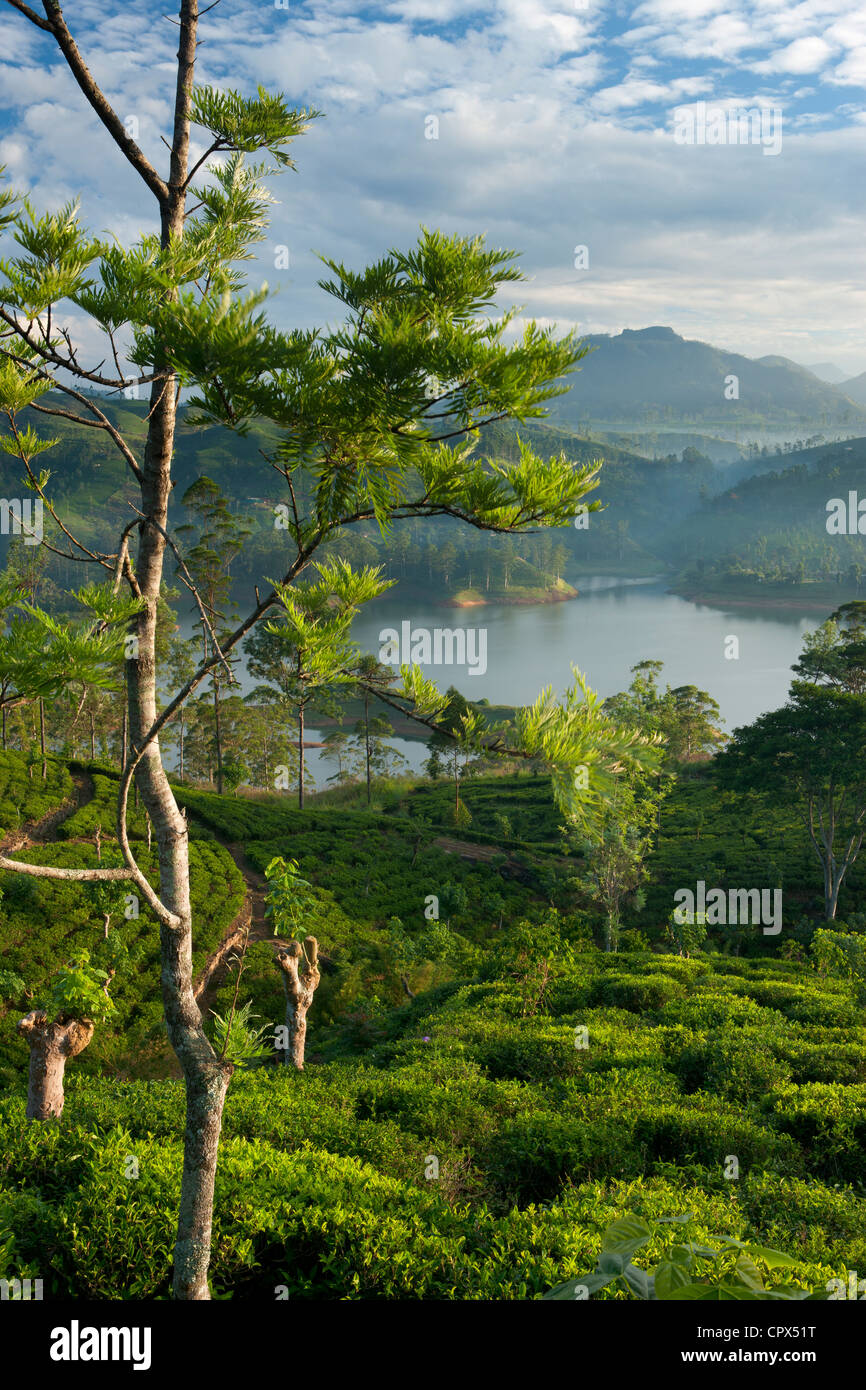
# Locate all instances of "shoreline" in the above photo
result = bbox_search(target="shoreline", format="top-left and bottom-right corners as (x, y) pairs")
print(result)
(447, 589), (575, 606)
(447, 585), (578, 608)
(672, 586), (840, 613)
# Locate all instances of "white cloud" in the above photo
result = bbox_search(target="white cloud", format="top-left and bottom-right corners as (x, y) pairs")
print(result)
(755, 36), (834, 73)
(1, 0), (865, 373)
(833, 45), (866, 83)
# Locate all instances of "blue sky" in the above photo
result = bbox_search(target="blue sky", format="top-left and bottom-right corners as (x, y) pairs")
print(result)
(1, 0), (865, 373)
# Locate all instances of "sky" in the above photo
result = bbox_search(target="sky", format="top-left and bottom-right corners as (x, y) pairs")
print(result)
(1, 0), (865, 374)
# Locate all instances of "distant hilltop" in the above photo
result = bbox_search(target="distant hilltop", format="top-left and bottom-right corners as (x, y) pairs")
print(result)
(551, 326), (866, 432)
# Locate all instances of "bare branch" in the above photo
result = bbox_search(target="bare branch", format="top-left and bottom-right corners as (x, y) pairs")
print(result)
(114, 743), (182, 929)
(0, 855), (135, 881)
(30, 381), (145, 485)
(3, 0), (52, 32)
(30, 2), (169, 204)
(183, 138), (223, 192)
(129, 506), (235, 683)
(0, 310), (156, 392)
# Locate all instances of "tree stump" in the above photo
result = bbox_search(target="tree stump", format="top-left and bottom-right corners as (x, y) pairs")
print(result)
(275, 936), (320, 1070)
(17, 1011), (95, 1120)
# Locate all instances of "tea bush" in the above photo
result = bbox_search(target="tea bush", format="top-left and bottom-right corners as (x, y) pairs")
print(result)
(0, 1070), (861, 1299)
(0, 751), (72, 836)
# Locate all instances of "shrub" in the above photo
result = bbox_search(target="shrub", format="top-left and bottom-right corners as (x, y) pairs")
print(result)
(671, 1033), (792, 1101)
(589, 973), (685, 1012)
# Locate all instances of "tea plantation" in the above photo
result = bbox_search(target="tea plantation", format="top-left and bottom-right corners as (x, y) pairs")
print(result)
(1, 754), (865, 1298)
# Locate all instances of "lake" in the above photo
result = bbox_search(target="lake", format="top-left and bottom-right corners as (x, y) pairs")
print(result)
(178, 576), (827, 782)
(350, 575), (824, 738)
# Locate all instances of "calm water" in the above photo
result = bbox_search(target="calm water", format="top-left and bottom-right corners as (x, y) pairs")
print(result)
(349, 576), (824, 738)
(178, 576), (826, 780)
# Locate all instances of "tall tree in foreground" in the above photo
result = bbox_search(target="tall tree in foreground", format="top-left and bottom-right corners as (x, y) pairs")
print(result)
(1, 0), (316, 1301)
(0, 0), (650, 1302)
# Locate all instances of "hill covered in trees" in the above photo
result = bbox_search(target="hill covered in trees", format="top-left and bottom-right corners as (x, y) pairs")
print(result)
(549, 326), (866, 435)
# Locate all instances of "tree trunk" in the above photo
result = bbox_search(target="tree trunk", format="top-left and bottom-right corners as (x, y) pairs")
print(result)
(298, 705), (305, 809)
(364, 689), (371, 805)
(604, 911), (617, 954)
(825, 865), (841, 920)
(39, 697), (46, 780)
(213, 678), (223, 795)
(117, 0), (232, 1302)
(276, 936), (320, 1069)
(90, 710), (96, 761)
(17, 1011), (95, 1119)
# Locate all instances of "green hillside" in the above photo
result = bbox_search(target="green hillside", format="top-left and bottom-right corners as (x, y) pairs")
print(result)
(1, 755), (865, 1298)
(662, 437), (866, 596)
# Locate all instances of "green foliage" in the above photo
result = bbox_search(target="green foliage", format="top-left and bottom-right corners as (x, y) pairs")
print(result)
(666, 906), (708, 957)
(0, 970), (25, 1003)
(264, 856), (314, 940)
(189, 86), (321, 171)
(0, 749), (71, 836)
(604, 660), (725, 764)
(812, 928), (866, 987)
(46, 949), (114, 1025)
(0, 1057), (860, 1298)
(544, 1212), (827, 1301)
(0, 565), (144, 705)
(589, 973), (685, 1012)
(671, 1033), (791, 1101)
(210, 999), (272, 1069)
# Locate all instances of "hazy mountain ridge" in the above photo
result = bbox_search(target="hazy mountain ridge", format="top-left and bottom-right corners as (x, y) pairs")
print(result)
(550, 326), (866, 431)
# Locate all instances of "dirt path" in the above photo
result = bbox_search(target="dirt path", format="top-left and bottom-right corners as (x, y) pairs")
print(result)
(433, 835), (504, 863)
(192, 839), (293, 1015)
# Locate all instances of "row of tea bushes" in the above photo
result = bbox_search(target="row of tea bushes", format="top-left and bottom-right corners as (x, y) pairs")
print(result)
(0, 1063), (861, 1299)
(0, 839), (245, 1081)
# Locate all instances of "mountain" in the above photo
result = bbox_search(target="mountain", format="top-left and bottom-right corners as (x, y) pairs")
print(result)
(799, 362), (848, 384)
(840, 372), (866, 408)
(549, 326), (866, 432)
